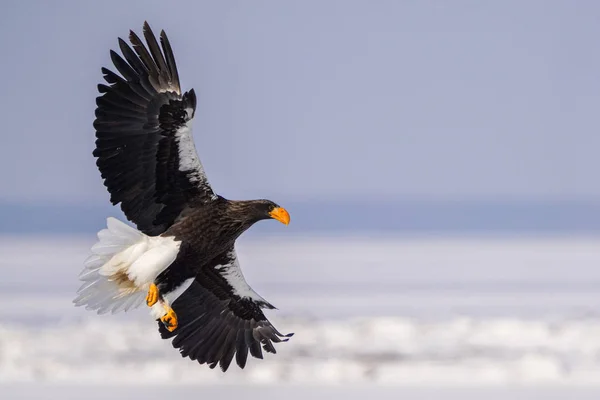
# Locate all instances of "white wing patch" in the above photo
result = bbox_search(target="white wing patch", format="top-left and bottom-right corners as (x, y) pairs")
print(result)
(175, 118), (209, 185)
(214, 249), (272, 306)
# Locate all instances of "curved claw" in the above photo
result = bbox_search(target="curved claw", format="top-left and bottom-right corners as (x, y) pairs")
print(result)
(160, 306), (178, 332)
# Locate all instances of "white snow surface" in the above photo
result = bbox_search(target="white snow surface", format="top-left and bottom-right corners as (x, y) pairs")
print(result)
(8, 385), (600, 400)
(2, 234), (600, 386)
(5, 315), (600, 385)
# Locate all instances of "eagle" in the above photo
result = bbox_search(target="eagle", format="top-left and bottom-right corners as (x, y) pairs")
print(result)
(74, 22), (293, 372)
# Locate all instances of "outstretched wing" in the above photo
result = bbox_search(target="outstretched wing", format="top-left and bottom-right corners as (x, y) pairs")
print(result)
(93, 22), (214, 235)
(159, 248), (293, 372)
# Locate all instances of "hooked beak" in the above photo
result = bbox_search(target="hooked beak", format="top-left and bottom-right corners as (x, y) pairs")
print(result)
(269, 207), (290, 225)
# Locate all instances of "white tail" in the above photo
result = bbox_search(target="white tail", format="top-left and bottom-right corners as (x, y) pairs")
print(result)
(74, 217), (181, 315)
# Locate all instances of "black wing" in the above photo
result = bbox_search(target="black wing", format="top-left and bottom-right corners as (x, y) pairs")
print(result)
(93, 22), (214, 235)
(159, 248), (293, 372)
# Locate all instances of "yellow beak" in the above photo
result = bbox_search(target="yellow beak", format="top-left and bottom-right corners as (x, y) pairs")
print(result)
(269, 207), (290, 225)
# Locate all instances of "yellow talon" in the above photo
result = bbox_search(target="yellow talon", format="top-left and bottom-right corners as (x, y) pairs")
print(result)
(160, 307), (178, 332)
(146, 283), (159, 307)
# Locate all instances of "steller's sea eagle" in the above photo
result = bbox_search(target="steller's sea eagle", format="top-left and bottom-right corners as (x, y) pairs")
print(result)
(74, 21), (293, 372)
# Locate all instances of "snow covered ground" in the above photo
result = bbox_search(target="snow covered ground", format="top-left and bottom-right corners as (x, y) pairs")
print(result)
(1, 233), (600, 396)
(7, 385), (600, 400)
(6, 314), (600, 386)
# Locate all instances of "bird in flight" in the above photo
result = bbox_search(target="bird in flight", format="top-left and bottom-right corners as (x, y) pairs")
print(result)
(74, 21), (293, 372)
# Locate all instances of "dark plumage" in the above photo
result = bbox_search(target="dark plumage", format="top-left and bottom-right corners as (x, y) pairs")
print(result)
(85, 21), (293, 372)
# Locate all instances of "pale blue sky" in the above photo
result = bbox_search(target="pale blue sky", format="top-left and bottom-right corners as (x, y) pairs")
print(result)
(0, 0), (597, 205)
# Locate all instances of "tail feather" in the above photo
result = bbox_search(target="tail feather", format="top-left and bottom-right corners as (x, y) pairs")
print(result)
(78, 255), (107, 281)
(74, 217), (181, 315)
(74, 217), (148, 314)
(116, 291), (144, 313)
(106, 216), (144, 241)
(91, 221), (144, 255)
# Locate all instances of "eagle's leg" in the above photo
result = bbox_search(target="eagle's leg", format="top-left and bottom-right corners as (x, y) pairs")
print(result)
(146, 283), (159, 307)
(149, 282), (179, 332)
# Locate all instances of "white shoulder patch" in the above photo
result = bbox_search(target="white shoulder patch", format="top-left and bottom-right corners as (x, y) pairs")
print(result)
(175, 118), (210, 186)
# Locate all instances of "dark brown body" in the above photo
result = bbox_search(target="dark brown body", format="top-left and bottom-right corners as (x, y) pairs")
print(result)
(156, 197), (271, 293)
